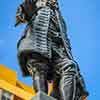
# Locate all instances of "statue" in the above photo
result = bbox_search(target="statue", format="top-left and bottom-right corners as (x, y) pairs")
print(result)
(15, 0), (89, 100)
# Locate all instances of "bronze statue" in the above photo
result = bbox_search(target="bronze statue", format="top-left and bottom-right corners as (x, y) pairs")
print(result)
(15, 0), (89, 100)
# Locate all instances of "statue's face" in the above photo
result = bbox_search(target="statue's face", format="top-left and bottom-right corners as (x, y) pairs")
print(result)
(35, 0), (57, 7)
(36, 0), (47, 7)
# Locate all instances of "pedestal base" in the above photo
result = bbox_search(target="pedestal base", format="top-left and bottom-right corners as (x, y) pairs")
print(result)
(31, 91), (57, 100)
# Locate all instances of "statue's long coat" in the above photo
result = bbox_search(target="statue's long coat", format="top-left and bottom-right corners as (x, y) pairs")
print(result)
(16, 0), (71, 77)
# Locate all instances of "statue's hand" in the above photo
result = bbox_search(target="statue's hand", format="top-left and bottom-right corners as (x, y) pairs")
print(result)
(15, 15), (26, 27)
(15, 5), (27, 27)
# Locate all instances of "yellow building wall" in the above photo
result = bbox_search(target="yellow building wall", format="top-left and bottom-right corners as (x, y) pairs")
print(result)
(0, 65), (35, 100)
(0, 65), (53, 100)
(0, 64), (17, 85)
(16, 80), (35, 94)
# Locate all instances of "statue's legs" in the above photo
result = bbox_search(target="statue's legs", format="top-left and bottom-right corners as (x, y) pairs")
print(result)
(52, 57), (77, 100)
(26, 59), (48, 93)
(48, 57), (88, 100)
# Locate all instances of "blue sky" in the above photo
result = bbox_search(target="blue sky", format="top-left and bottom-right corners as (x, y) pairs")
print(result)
(0, 0), (100, 100)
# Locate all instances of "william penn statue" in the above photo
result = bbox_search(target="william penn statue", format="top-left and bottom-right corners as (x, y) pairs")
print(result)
(15, 0), (89, 100)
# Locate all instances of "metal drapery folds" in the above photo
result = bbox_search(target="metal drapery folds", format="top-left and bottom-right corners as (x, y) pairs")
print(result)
(30, 7), (51, 58)
(17, 7), (51, 58)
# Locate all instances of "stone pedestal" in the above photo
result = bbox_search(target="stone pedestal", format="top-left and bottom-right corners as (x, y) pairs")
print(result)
(31, 91), (56, 100)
